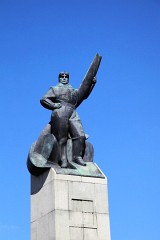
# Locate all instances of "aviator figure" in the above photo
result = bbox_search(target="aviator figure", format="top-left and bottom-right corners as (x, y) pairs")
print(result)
(40, 72), (96, 168)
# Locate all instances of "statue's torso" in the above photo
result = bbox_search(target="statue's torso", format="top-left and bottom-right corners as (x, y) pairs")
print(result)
(52, 84), (78, 106)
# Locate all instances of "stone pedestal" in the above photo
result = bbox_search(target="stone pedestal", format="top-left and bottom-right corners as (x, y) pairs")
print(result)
(31, 167), (111, 240)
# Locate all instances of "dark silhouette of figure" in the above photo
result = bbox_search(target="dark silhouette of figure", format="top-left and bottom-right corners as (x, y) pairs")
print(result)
(40, 72), (96, 168)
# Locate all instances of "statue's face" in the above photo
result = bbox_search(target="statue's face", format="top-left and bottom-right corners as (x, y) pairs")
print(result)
(59, 73), (69, 84)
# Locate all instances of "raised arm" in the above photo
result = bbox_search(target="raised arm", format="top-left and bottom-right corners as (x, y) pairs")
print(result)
(76, 53), (102, 107)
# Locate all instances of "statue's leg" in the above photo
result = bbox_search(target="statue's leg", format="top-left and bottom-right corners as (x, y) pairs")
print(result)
(69, 111), (86, 166)
(51, 107), (69, 168)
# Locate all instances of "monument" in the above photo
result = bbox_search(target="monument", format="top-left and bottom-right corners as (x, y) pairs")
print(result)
(27, 54), (111, 240)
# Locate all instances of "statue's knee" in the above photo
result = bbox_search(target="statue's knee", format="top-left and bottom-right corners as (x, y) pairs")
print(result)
(59, 137), (67, 145)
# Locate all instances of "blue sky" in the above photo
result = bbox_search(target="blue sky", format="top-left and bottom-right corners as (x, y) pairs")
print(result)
(0, 0), (160, 239)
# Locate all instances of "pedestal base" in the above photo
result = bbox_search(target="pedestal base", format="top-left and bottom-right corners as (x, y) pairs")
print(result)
(31, 167), (111, 240)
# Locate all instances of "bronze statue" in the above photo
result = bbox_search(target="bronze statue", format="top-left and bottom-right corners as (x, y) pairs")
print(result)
(27, 54), (102, 176)
(40, 72), (96, 168)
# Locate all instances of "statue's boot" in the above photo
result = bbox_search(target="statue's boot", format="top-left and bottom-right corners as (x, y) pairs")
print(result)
(61, 159), (68, 168)
(73, 156), (86, 166)
(72, 136), (86, 166)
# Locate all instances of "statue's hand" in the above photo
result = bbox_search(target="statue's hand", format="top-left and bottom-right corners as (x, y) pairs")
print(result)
(53, 103), (62, 109)
(93, 77), (97, 83)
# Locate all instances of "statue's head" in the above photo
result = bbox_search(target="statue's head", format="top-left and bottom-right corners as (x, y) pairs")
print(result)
(58, 72), (69, 84)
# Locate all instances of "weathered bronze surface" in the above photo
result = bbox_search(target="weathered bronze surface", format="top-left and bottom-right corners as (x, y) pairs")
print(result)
(27, 54), (102, 176)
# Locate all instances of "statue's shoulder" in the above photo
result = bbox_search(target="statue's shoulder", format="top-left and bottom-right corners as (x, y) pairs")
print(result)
(43, 86), (57, 97)
(49, 85), (60, 91)
(50, 85), (58, 89)
(47, 86), (55, 92)
(53, 83), (63, 89)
